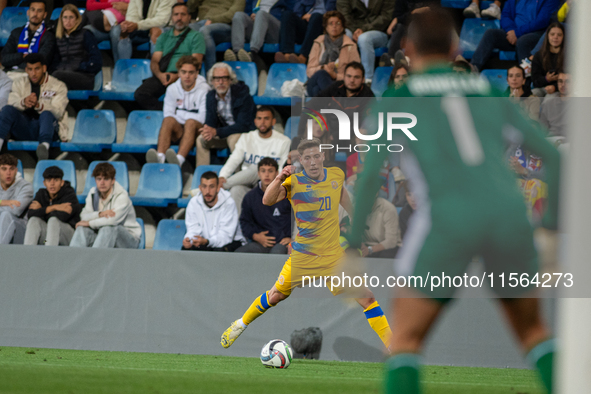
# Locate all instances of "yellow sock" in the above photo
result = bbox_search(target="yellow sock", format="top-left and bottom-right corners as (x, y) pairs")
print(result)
(242, 291), (275, 325)
(364, 301), (392, 349)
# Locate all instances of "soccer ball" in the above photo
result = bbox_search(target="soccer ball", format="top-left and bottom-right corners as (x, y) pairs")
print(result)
(260, 339), (293, 369)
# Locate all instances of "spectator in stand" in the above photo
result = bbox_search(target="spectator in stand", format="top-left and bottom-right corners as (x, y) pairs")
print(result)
(471, 0), (560, 71)
(0, 70), (12, 110)
(134, 3), (205, 111)
(1, 0), (55, 71)
(70, 162), (141, 249)
(306, 10), (360, 97)
(316, 61), (374, 98)
(337, 0), (395, 83)
(225, 0), (294, 66)
(83, 0), (130, 36)
(387, 63), (409, 89)
(0, 54), (69, 160)
(196, 63), (256, 167)
(529, 0), (570, 58)
(464, 0), (505, 20)
(274, 0), (335, 64)
(540, 70), (569, 138)
(51, 5), (103, 91)
(188, 0), (246, 72)
(506, 64), (540, 120)
(23, 166), (81, 246)
(109, 0), (177, 63)
(218, 106), (291, 213)
(360, 192), (401, 258)
(183, 171), (245, 252)
(235, 157), (291, 254)
(0, 154), (34, 245)
(146, 56), (209, 166)
(382, 0), (437, 65)
(531, 22), (565, 97)
(397, 180), (415, 242)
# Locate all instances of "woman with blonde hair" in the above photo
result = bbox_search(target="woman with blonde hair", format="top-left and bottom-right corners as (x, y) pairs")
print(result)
(51, 4), (102, 91)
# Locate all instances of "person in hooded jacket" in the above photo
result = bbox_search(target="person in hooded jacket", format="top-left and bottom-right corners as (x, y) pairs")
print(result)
(0, 153), (34, 245)
(24, 165), (81, 246)
(51, 4), (102, 91)
(183, 171), (246, 252)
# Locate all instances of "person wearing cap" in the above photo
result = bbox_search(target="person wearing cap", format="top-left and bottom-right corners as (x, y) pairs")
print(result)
(0, 153), (34, 244)
(24, 165), (81, 246)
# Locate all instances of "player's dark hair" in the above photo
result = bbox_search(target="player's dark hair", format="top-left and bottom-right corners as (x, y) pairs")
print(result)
(201, 171), (219, 183)
(176, 55), (201, 72)
(344, 61), (365, 78)
(297, 138), (322, 155)
(258, 157), (279, 171)
(92, 162), (116, 179)
(0, 153), (18, 167)
(256, 106), (275, 118)
(25, 53), (46, 66)
(407, 7), (455, 56)
(43, 166), (64, 180)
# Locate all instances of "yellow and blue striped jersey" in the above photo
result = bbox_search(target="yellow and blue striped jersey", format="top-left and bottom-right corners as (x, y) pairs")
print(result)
(282, 167), (345, 259)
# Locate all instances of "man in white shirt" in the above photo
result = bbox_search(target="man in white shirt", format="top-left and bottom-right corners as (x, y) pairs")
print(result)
(183, 171), (245, 252)
(146, 56), (210, 166)
(218, 106), (291, 213)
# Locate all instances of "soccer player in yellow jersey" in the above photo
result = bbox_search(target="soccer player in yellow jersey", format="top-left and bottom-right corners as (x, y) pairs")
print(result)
(221, 138), (392, 350)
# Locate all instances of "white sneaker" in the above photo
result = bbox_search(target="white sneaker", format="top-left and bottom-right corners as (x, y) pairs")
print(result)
(463, 2), (480, 18)
(481, 3), (501, 19)
(221, 319), (246, 348)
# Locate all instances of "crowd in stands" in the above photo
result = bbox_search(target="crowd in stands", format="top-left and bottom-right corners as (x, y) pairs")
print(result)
(0, 0), (570, 254)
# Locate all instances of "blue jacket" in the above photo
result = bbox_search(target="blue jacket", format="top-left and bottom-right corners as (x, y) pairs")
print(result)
(293, 0), (336, 18)
(240, 183), (292, 241)
(501, 0), (560, 37)
(245, 0), (296, 20)
(204, 81), (256, 139)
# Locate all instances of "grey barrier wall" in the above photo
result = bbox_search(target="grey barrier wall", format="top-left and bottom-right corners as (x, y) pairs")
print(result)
(0, 245), (555, 368)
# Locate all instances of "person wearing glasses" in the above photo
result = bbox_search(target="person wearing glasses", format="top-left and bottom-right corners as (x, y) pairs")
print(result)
(305, 11), (360, 97)
(196, 62), (256, 167)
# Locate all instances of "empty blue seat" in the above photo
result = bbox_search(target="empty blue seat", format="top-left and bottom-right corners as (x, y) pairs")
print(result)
(0, 8), (28, 47)
(177, 164), (222, 208)
(480, 69), (508, 92)
(78, 161), (129, 204)
(371, 66), (393, 97)
(50, 7), (62, 20)
(499, 51), (516, 60)
(243, 43), (302, 54)
(284, 116), (300, 139)
(131, 164), (182, 207)
(137, 218), (145, 249)
(17, 159), (23, 176)
(374, 47), (387, 57)
(112, 110), (163, 153)
(98, 59), (152, 101)
(60, 110), (117, 152)
(33, 160), (76, 194)
(7, 141), (60, 151)
(254, 63), (307, 106)
(441, 0), (470, 8)
(68, 71), (102, 100)
(459, 18), (500, 59)
(152, 219), (187, 250)
(225, 61), (258, 96)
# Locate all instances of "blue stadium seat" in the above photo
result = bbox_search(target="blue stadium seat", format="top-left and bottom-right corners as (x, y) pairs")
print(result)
(499, 51), (516, 61)
(215, 42), (232, 52)
(152, 219), (186, 250)
(33, 160), (76, 194)
(371, 66), (393, 97)
(335, 152), (347, 162)
(225, 61), (258, 96)
(441, 0), (471, 8)
(78, 161), (129, 204)
(7, 140), (60, 151)
(254, 63), (307, 106)
(137, 218), (145, 249)
(374, 47), (387, 57)
(112, 110), (163, 153)
(98, 59), (152, 101)
(480, 69), (508, 92)
(459, 19), (500, 59)
(284, 116), (300, 139)
(0, 8), (28, 47)
(177, 164), (222, 208)
(131, 164), (182, 207)
(68, 71), (102, 100)
(17, 159), (23, 176)
(50, 7), (62, 20)
(60, 110), (117, 152)
(242, 43), (302, 54)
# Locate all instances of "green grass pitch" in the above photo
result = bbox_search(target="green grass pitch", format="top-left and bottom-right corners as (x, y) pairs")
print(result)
(0, 347), (544, 394)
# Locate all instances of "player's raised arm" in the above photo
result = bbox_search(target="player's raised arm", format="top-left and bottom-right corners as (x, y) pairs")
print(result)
(262, 165), (293, 206)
